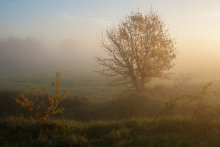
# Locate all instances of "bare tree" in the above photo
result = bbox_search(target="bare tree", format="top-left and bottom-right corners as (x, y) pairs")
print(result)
(97, 10), (176, 92)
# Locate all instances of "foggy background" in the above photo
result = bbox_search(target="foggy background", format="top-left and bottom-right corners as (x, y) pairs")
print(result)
(1, 0), (220, 91)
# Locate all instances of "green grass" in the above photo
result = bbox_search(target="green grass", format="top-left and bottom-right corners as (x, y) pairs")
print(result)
(1, 117), (220, 147)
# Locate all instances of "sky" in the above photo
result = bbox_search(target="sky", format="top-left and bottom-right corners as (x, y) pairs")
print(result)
(1, 0), (220, 79)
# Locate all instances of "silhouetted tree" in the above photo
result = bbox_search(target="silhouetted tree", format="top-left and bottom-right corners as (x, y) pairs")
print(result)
(97, 10), (176, 92)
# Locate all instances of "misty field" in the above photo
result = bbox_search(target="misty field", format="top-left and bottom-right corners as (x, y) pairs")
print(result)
(1, 78), (220, 146)
(2, 0), (220, 146)
(0, 76), (120, 98)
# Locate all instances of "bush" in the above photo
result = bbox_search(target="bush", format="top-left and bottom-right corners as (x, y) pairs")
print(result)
(15, 72), (68, 122)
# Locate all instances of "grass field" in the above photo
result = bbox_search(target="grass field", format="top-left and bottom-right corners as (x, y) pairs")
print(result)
(1, 117), (220, 147)
(1, 76), (220, 146)
(0, 75), (120, 98)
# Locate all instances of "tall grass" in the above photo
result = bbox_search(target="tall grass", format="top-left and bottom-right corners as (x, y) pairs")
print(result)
(1, 117), (220, 147)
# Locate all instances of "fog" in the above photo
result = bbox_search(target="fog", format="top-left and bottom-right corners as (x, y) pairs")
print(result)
(1, 36), (220, 83)
(0, 37), (99, 78)
(1, 0), (220, 86)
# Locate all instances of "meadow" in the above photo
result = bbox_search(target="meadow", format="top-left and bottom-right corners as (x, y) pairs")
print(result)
(1, 0), (220, 146)
(1, 75), (220, 146)
(1, 117), (220, 147)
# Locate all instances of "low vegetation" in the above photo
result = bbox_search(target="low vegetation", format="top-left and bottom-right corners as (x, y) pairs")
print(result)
(15, 72), (68, 122)
(1, 117), (220, 147)
(1, 80), (220, 146)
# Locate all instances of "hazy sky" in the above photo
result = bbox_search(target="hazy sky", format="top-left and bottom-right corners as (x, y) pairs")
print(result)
(1, 0), (220, 78)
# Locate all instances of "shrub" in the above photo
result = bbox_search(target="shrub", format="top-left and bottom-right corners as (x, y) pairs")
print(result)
(15, 72), (69, 122)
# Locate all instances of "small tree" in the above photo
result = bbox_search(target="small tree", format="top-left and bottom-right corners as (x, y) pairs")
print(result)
(16, 72), (68, 121)
(97, 10), (176, 92)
